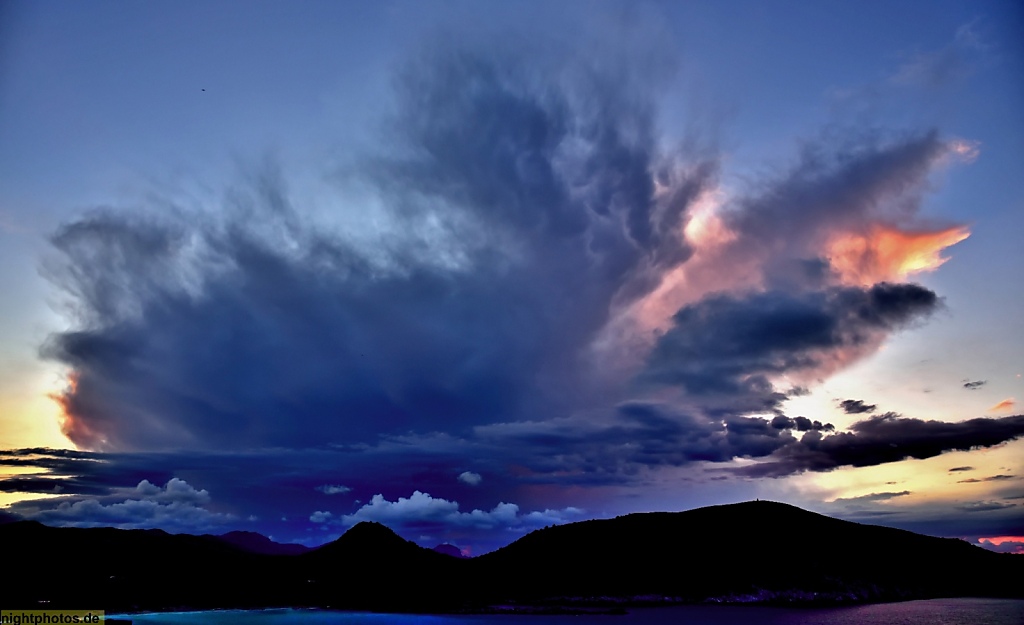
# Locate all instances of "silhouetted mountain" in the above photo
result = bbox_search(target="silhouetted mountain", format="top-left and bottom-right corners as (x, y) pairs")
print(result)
(477, 501), (1023, 604)
(433, 543), (465, 558)
(2, 501), (1020, 613)
(295, 521), (468, 611)
(0, 520), (286, 612)
(215, 530), (310, 555)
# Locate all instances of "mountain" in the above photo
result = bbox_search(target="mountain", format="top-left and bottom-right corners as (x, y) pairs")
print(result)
(2, 501), (1020, 612)
(0, 520), (282, 611)
(477, 500), (1023, 604)
(215, 530), (310, 555)
(433, 543), (465, 558)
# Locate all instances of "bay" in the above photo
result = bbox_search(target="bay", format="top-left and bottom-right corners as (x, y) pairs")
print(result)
(117, 598), (1024, 625)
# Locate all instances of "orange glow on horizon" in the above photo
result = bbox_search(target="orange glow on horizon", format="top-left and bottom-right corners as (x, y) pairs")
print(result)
(978, 536), (1024, 546)
(826, 224), (970, 286)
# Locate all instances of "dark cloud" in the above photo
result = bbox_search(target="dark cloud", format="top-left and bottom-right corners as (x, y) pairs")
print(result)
(833, 490), (911, 504)
(957, 501), (1017, 513)
(728, 413), (1024, 478)
(22, 31), (994, 551)
(957, 475), (1016, 484)
(0, 475), (109, 496)
(963, 380), (987, 390)
(6, 477), (230, 533)
(948, 466), (974, 472)
(839, 399), (877, 414)
(640, 283), (939, 414)
(41, 46), (716, 452)
(771, 415), (835, 432)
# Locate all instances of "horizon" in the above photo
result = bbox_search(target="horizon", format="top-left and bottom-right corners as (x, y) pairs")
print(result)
(1, 0), (1022, 558)
(2, 498), (983, 555)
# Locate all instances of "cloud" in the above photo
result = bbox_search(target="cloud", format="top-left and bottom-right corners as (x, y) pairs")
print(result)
(309, 511), (333, 523)
(771, 415), (834, 432)
(957, 475), (1016, 484)
(832, 490), (911, 504)
(458, 471), (482, 486)
(38, 28), (977, 459)
(640, 283), (940, 414)
(6, 477), (228, 532)
(957, 501), (1017, 513)
(839, 399), (877, 414)
(963, 380), (986, 390)
(948, 466), (974, 472)
(890, 20), (988, 89)
(728, 413), (1024, 478)
(989, 398), (1016, 413)
(340, 490), (582, 533)
(40, 43), (716, 452)
(977, 536), (1024, 555)
(21, 32), (994, 550)
(342, 491), (512, 528)
(316, 484), (352, 495)
(129, 477), (210, 505)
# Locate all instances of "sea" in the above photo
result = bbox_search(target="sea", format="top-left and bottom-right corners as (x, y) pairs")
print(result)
(115, 598), (1024, 625)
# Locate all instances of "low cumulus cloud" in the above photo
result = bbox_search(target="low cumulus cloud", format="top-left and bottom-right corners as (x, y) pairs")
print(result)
(458, 471), (482, 486)
(340, 490), (582, 533)
(6, 477), (229, 532)
(309, 511), (333, 523)
(316, 484), (352, 495)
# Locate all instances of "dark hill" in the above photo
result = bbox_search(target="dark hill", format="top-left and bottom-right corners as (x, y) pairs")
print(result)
(2, 501), (1020, 612)
(295, 521), (470, 610)
(216, 530), (309, 555)
(433, 543), (465, 558)
(0, 520), (286, 611)
(477, 500), (1023, 603)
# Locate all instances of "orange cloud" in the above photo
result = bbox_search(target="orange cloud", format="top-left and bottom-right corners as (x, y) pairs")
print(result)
(978, 536), (1024, 554)
(826, 223), (970, 286)
(989, 397), (1016, 413)
(48, 372), (106, 450)
(978, 536), (1024, 546)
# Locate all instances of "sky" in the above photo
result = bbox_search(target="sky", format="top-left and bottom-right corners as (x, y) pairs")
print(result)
(0, 0), (1022, 556)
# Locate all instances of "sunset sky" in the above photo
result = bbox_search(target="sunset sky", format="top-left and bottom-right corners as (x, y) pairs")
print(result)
(1, 0), (1022, 555)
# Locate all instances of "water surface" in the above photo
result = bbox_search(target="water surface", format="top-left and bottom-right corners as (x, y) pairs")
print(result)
(119, 598), (1024, 625)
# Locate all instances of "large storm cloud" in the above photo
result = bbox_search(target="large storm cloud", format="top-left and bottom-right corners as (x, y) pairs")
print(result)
(32, 37), (1016, 548)
(42, 46), (716, 451)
